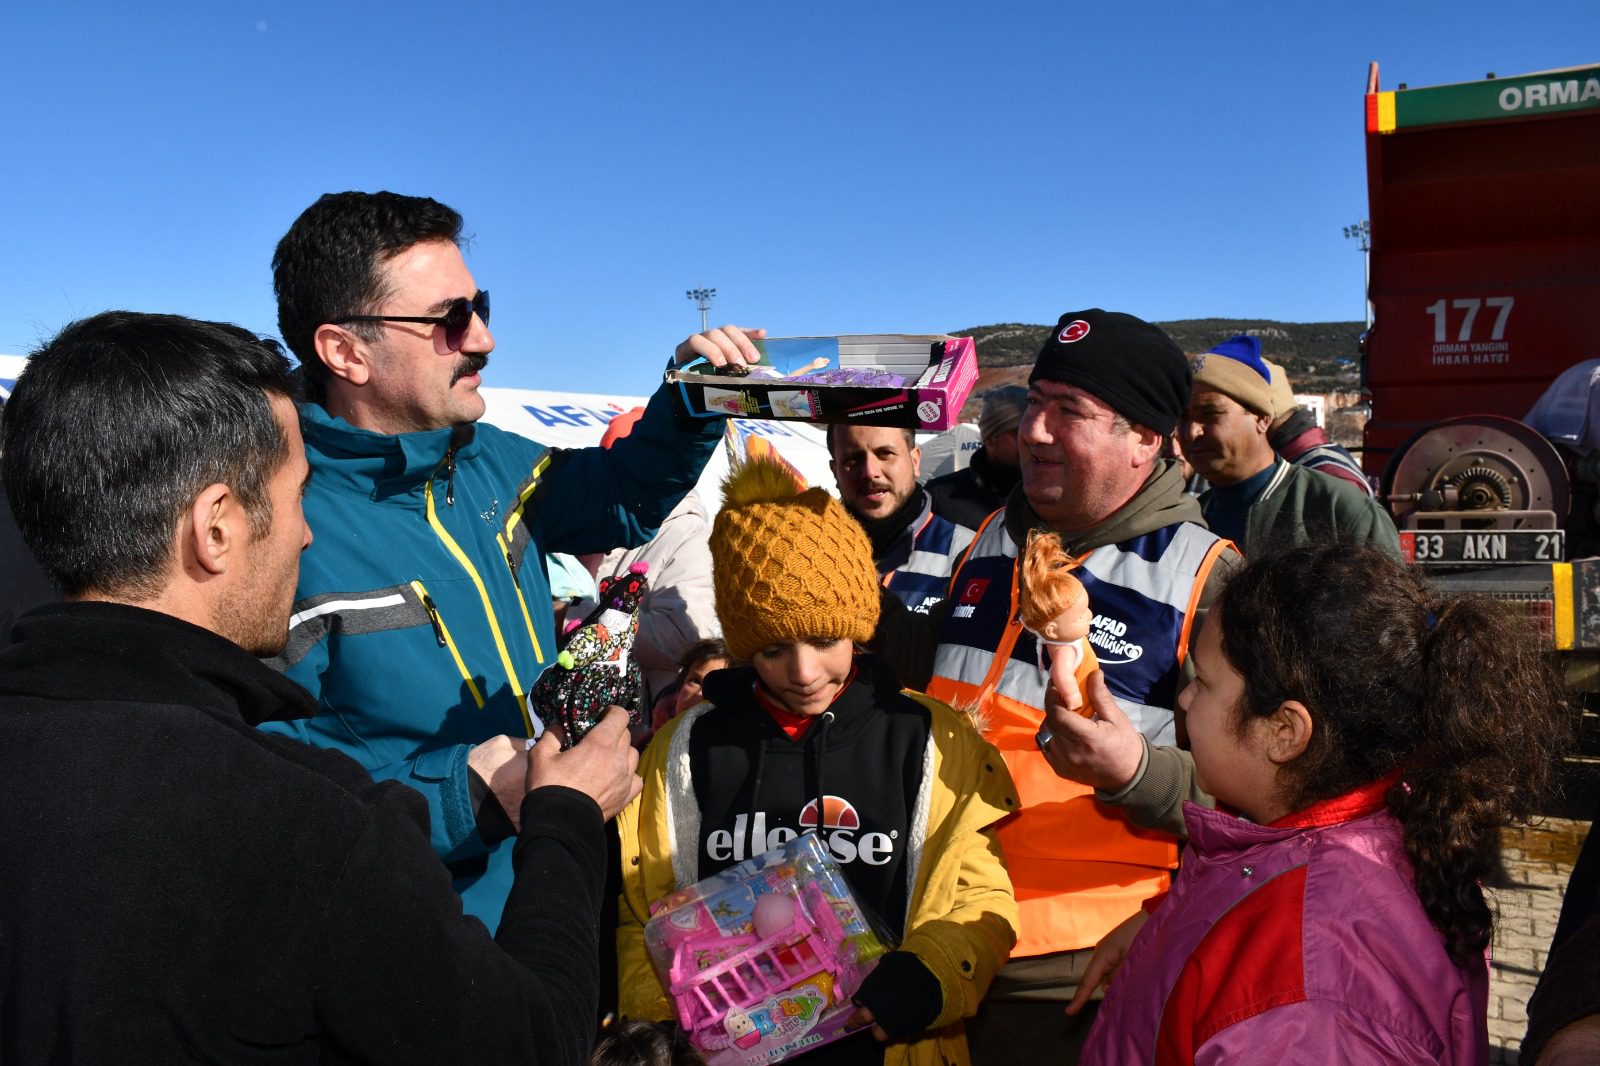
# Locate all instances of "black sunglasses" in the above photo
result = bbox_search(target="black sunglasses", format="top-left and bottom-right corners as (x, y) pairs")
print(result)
(340, 290), (490, 353)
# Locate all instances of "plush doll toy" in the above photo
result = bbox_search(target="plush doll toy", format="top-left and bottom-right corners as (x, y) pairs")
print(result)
(530, 561), (650, 746)
(1017, 531), (1097, 713)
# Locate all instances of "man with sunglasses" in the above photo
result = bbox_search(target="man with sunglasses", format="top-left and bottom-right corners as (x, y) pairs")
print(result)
(263, 190), (757, 933)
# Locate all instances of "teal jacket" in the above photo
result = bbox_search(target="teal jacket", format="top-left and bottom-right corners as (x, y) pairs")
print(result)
(263, 385), (720, 929)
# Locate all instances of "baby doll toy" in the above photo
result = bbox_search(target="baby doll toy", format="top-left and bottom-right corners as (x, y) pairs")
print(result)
(529, 561), (649, 746)
(1018, 530), (1097, 713)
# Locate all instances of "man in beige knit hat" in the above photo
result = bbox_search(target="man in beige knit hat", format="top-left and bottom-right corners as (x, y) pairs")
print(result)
(1179, 335), (1398, 558)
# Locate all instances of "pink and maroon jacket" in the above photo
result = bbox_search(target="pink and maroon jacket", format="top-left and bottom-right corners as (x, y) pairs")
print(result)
(1082, 777), (1488, 1064)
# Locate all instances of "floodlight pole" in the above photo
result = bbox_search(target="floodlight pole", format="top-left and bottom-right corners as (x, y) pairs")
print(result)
(1343, 220), (1372, 328)
(685, 288), (716, 333)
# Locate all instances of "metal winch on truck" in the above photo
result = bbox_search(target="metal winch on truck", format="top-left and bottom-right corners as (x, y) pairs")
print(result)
(1360, 61), (1600, 808)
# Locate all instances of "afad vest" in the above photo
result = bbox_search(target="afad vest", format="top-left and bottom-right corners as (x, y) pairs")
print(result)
(881, 507), (976, 616)
(927, 512), (1232, 956)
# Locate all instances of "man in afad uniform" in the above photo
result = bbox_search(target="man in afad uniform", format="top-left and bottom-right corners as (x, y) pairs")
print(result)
(828, 424), (974, 615)
(872, 309), (1241, 1063)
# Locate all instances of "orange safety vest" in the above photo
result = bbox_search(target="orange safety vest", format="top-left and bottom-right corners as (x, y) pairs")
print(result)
(927, 511), (1232, 955)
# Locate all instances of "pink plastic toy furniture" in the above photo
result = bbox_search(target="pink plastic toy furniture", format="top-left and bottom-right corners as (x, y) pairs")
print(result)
(667, 881), (853, 1050)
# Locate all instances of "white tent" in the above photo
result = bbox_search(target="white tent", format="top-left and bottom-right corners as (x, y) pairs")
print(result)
(0, 355), (838, 506)
(0, 355), (25, 402)
(917, 422), (982, 482)
(478, 384), (837, 504)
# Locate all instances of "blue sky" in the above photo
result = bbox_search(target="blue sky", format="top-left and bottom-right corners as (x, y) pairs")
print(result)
(2, 1), (1595, 392)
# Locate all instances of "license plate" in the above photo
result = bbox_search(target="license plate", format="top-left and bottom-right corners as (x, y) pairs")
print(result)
(1401, 530), (1565, 565)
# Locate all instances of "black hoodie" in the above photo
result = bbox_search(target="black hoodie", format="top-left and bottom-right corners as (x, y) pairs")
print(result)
(689, 654), (946, 1055)
(692, 656), (927, 937)
(0, 602), (606, 1065)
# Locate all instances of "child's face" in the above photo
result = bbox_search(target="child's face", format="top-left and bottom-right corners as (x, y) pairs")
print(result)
(674, 656), (729, 715)
(752, 638), (854, 716)
(1177, 618), (1280, 822)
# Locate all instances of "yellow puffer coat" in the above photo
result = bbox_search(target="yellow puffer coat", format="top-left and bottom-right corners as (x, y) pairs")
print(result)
(616, 690), (1019, 1066)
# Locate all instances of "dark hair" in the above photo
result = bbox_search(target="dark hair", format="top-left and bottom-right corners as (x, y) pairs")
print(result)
(824, 423), (916, 456)
(589, 1019), (705, 1066)
(1214, 545), (1573, 965)
(271, 190), (463, 401)
(1, 311), (295, 599)
(677, 637), (732, 674)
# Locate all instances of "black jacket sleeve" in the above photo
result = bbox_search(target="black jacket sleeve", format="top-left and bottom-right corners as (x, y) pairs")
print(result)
(851, 950), (944, 1041)
(867, 589), (951, 691)
(1523, 798), (1600, 1064)
(311, 782), (607, 1065)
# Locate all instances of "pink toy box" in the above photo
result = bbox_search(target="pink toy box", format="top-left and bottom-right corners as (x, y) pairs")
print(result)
(642, 832), (890, 1064)
(666, 334), (977, 431)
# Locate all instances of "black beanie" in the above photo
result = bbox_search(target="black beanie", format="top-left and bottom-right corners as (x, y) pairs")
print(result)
(1029, 310), (1192, 436)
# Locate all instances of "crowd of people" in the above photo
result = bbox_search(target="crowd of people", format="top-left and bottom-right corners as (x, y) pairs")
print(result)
(1, 189), (1596, 1066)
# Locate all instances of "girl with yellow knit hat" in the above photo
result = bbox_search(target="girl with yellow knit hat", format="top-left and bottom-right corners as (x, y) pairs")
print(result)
(615, 456), (1019, 1066)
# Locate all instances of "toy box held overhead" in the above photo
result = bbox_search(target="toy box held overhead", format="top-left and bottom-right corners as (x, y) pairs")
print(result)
(642, 832), (890, 1065)
(667, 334), (977, 431)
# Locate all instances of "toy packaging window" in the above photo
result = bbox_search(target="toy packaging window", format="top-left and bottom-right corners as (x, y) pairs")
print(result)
(643, 832), (892, 1064)
(666, 335), (977, 431)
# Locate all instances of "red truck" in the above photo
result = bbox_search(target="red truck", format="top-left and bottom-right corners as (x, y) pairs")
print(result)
(1361, 61), (1600, 667)
(1361, 62), (1600, 813)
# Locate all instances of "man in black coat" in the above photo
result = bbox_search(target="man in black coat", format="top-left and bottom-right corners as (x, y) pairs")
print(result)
(0, 311), (640, 1064)
(0, 492), (54, 638)
(1523, 799), (1600, 1064)
(926, 385), (1025, 530)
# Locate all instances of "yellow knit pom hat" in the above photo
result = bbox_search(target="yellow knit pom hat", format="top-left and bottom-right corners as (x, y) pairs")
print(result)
(710, 457), (880, 660)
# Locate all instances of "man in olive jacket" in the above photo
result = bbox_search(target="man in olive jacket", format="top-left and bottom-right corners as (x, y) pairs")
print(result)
(1178, 336), (1399, 560)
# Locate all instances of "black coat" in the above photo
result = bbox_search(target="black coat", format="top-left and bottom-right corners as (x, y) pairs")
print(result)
(0, 602), (605, 1064)
(924, 447), (1018, 532)
(0, 495), (56, 640)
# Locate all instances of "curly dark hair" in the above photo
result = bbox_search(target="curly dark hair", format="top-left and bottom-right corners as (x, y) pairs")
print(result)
(1214, 545), (1573, 966)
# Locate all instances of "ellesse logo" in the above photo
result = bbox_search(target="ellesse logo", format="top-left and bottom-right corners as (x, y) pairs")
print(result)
(1058, 319), (1091, 343)
(798, 794), (860, 830)
(706, 797), (897, 867)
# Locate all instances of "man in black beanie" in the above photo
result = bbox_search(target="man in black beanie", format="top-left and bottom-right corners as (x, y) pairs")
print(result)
(870, 309), (1242, 1064)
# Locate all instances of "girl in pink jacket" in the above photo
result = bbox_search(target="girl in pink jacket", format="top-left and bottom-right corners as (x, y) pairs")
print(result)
(1078, 545), (1570, 1064)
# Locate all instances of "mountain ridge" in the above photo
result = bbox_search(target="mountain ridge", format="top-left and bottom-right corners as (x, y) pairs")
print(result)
(953, 318), (1362, 392)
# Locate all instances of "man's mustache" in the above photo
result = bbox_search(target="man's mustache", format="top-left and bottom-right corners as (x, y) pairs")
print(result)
(451, 353), (489, 385)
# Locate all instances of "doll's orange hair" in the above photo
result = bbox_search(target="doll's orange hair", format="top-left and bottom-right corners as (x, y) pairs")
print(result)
(1019, 530), (1088, 632)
